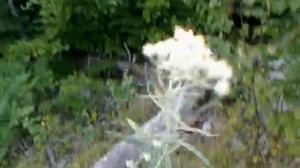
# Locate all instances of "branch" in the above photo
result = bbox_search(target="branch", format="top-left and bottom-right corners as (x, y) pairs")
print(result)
(91, 98), (214, 168)
(8, 0), (19, 17)
(46, 147), (57, 168)
(91, 112), (165, 168)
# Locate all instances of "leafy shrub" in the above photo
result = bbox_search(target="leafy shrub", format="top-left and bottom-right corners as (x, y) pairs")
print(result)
(0, 0), (299, 167)
(0, 61), (38, 159)
(53, 73), (133, 126)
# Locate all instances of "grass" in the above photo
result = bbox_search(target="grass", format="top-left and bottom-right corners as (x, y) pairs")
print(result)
(14, 92), (228, 168)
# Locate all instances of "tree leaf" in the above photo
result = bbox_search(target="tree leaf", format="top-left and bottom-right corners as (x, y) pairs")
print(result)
(288, 0), (300, 12)
(126, 118), (140, 132)
(270, 1), (288, 15)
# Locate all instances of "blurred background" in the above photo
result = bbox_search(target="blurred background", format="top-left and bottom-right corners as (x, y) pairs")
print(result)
(0, 0), (299, 167)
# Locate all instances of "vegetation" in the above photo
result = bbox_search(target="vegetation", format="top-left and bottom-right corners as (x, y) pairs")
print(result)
(0, 0), (299, 167)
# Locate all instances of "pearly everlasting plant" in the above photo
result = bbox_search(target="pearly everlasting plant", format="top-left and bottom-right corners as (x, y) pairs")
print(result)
(92, 25), (234, 168)
(126, 26), (235, 167)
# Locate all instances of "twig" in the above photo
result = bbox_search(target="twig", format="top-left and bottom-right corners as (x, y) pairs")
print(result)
(123, 42), (133, 62)
(46, 147), (57, 168)
(8, 0), (19, 17)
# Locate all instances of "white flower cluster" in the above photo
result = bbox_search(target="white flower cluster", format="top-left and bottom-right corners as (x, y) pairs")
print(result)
(142, 26), (233, 97)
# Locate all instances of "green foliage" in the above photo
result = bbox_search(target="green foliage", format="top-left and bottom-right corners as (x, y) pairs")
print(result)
(0, 38), (62, 163)
(53, 73), (127, 126)
(201, 0), (300, 166)
(0, 61), (35, 158)
(0, 0), (299, 167)
(0, 1), (26, 51)
(5, 38), (67, 61)
(108, 76), (136, 105)
(24, 0), (235, 56)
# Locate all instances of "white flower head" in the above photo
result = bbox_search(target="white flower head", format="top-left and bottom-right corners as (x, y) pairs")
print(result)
(126, 160), (138, 168)
(206, 60), (233, 80)
(152, 139), (163, 148)
(140, 152), (151, 162)
(214, 79), (231, 97)
(142, 25), (233, 97)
